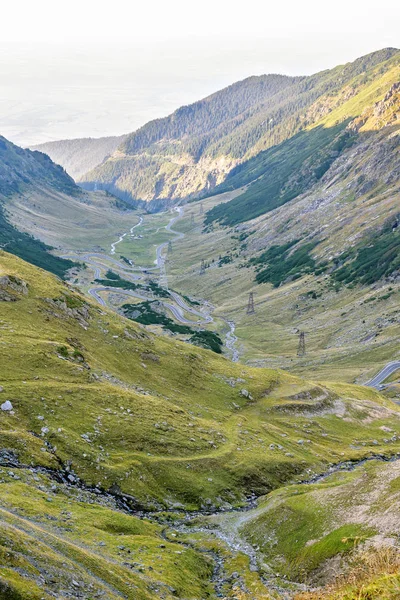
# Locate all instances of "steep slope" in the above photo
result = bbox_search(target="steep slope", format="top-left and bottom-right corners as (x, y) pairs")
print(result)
(224, 456), (400, 593)
(206, 60), (400, 225)
(0, 135), (138, 267)
(32, 134), (127, 180)
(75, 49), (399, 209)
(0, 135), (81, 277)
(165, 83), (400, 381)
(1, 251), (400, 598)
(0, 135), (78, 199)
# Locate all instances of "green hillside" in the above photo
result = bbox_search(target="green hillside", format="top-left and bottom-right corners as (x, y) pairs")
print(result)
(0, 136), (82, 277)
(205, 123), (354, 225)
(1, 251), (400, 598)
(165, 78), (400, 381)
(0, 135), (140, 275)
(205, 55), (400, 225)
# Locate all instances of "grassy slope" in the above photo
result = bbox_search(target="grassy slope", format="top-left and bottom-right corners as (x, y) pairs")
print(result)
(0, 135), (128, 276)
(225, 458), (400, 590)
(0, 204), (76, 279)
(0, 467), (214, 600)
(5, 187), (138, 251)
(295, 547), (400, 599)
(205, 57), (400, 225)
(1, 253), (400, 597)
(166, 76), (400, 381)
(167, 191), (399, 382)
(2, 250), (400, 502)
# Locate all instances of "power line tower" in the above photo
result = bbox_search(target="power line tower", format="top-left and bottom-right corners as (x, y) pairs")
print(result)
(297, 331), (306, 356)
(200, 259), (206, 275)
(246, 292), (255, 315)
(168, 241), (172, 253)
(200, 203), (204, 215)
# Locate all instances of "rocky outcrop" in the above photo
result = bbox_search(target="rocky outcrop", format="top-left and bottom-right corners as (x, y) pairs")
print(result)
(0, 275), (28, 301)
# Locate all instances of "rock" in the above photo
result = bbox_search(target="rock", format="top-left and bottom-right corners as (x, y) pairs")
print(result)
(1, 401), (13, 411)
(380, 426), (393, 433)
(0, 387), (3, 393)
(0, 276), (28, 301)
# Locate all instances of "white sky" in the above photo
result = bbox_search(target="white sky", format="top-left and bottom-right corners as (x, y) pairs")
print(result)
(1, 0), (399, 145)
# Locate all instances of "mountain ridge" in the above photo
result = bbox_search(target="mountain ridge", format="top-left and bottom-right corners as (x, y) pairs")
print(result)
(31, 134), (127, 180)
(33, 48), (399, 212)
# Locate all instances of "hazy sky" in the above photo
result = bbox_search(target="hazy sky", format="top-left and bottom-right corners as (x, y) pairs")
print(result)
(1, 0), (399, 145)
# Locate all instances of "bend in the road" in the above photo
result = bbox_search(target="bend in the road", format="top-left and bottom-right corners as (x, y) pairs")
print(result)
(366, 361), (400, 389)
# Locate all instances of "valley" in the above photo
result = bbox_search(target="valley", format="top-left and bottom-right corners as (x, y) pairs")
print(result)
(0, 46), (399, 599)
(59, 206), (235, 357)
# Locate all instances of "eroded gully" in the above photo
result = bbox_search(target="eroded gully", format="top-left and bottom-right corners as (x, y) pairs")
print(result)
(3, 447), (400, 599)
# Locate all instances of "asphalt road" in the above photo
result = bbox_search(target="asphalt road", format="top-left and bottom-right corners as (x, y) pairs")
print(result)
(85, 208), (212, 326)
(366, 361), (400, 389)
(66, 208), (238, 357)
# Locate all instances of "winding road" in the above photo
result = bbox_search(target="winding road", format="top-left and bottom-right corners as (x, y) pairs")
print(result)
(64, 208), (239, 358)
(366, 361), (400, 389)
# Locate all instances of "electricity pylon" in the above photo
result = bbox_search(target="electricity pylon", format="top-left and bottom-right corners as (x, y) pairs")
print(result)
(246, 292), (255, 314)
(297, 331), (306, 356)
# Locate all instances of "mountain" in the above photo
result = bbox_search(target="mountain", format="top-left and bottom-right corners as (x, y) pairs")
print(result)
(0, 135), (78, 199)
(0, 135), (136, 275)
(165, 80), (400, 381)
(1, 250), (400, 599)
(1, 48), (400, 599)
(34, 48), (399, 212)
(0, 135), (81, 277)
(205, 69), (400, 226)
(31, 134), (127, 180)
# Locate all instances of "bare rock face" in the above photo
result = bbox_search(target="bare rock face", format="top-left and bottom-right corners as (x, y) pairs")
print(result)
(0, 276), (28, 301)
